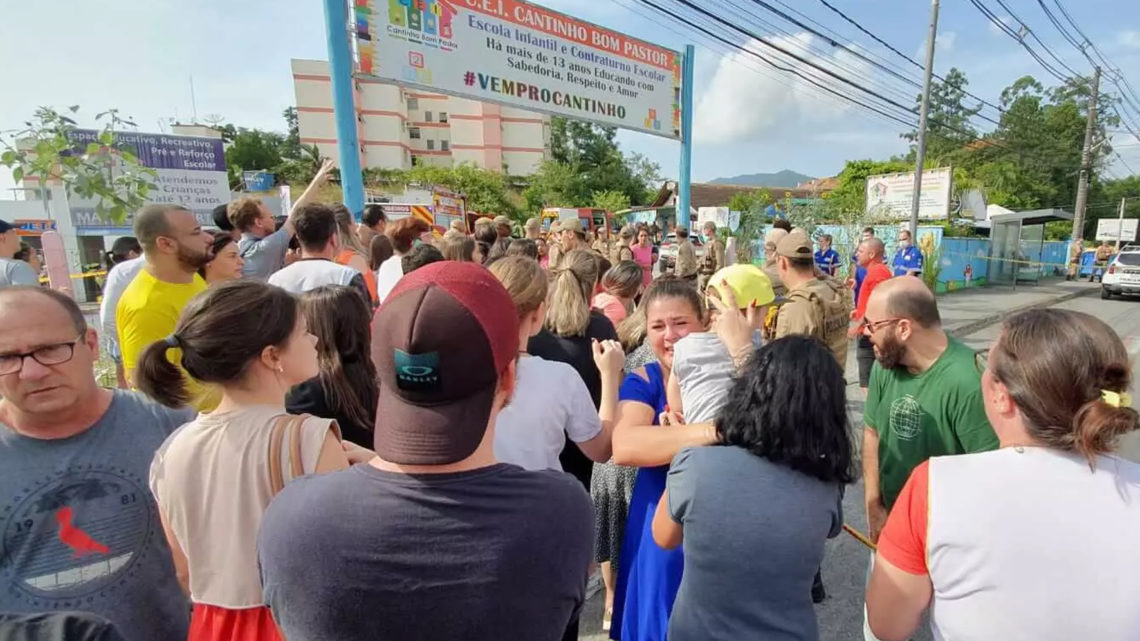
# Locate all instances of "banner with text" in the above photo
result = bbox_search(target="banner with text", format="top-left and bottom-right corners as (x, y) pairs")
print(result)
(865, 167), (953, 221)
(67, 130), (229, 234)
(354, 0), (681, 138)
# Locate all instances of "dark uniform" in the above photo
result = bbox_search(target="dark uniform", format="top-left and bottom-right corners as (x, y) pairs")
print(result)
(698, 232), (726, 292)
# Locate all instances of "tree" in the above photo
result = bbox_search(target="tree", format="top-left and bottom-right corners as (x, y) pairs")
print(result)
(280, 107), (302, 160)
(592, 189), (630, 214)
(223, 128), (285, 188)
(903, 67), (983, 162)
(726, 188), (772, 265)
(0, 106), (157, 224)
(545, 117), (661, 208)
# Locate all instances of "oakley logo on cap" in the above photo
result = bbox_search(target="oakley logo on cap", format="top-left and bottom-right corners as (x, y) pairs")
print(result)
(394, 349), (441, 392)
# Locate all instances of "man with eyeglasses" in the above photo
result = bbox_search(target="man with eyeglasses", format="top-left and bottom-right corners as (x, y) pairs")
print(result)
(848, 237), (892, 391)
(115, 204), (213, 407)
(0, 286), (194, 641)
(858, 276), (997, 641)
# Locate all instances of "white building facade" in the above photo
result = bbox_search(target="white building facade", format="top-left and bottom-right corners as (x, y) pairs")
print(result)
(292, 59), (551, 175)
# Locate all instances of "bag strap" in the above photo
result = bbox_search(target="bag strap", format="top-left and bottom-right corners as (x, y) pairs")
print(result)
(267, 413), (313, 496)
(267, 415), (290, 496)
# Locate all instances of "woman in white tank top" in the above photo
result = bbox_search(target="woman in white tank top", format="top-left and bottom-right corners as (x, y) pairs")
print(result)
(136, 280), (373, 641)
(867, 308), (1140, 641)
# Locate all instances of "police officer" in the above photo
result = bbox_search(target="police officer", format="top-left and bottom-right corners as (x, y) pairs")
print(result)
(592, 224), (614, 259)
(774, 230), (852, 370)
(698, 220), (725, 292)
(891, 229), (923, 277)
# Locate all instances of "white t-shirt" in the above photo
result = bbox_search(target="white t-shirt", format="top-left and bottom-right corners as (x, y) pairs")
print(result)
(148, 405), (335, 608)
(268, 258), (360, 295)
(493, 356), (602, 471)
(375, 254), (404, 304)
(672, 331), (762, 424)
(879, 447), (1140, 641)
(98, 256), (145, 360)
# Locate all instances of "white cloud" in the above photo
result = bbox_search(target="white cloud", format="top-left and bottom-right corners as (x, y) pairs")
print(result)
(914, 31), (957, 60)
(693, 33), (881, 145)
(1117, 30), (1140, 49)
(986, 15), (1020, 37)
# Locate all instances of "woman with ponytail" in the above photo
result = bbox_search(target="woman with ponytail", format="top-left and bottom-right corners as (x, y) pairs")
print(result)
(867, 307), (1140, 641)
(140, 280), (371, 641)
(527, 248), (619, 489)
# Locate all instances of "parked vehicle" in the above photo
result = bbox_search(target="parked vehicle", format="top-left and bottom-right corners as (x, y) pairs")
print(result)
(1101, 245), (1140, 299)
(657, 232), (705, 271)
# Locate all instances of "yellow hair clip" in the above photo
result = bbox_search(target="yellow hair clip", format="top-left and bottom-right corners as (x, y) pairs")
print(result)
(1102, 390), (1133, 408)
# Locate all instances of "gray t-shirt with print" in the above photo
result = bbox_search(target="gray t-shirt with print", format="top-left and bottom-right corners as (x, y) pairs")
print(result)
(0, 391), (193, 641)
(0, 258), (39, 288)
(666, 446), (843, 641)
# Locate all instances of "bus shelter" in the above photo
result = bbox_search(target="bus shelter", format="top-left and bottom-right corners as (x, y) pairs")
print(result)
(987, 208), (1073, 285)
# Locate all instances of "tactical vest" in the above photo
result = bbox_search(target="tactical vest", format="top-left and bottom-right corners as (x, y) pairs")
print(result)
(783, 276), (852, 369)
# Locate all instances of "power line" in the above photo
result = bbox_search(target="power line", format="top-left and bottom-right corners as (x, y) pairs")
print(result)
(811, 0), (1007, 119)
(968, 0), (1071, 84)
(990, 0), (1083, 78)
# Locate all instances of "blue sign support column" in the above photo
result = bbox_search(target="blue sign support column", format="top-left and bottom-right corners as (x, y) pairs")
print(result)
(676, 44), (695, 231)
(323, 0), (364, 215)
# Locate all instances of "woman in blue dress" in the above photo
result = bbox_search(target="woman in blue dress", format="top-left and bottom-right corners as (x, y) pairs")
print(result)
(610, 277), (718, 641)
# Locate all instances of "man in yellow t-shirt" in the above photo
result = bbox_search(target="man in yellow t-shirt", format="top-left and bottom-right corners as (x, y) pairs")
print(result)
(117, 204), (213, 408)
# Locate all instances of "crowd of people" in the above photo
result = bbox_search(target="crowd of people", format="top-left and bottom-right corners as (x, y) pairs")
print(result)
(0, 172), (1138, 641)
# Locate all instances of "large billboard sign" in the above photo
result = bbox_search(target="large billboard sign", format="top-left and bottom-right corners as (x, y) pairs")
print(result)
(1096, 218), (1138, 242)
(865, 167), (953, 220)
(67, 130), (230, 234)
(354, 0), (682, 138)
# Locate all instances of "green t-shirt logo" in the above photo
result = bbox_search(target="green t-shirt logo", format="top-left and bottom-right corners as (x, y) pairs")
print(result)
(889, 395), (923, 441)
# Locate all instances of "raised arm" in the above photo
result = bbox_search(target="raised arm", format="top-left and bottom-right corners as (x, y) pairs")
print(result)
(283, 158), (335, 234)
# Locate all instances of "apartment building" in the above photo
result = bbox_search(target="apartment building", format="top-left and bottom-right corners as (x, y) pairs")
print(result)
(292, 59), (551, 174)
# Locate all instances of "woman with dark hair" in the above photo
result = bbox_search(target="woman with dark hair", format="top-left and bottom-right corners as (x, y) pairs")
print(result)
(594, 260), (642, 327)
(286, 285), (377, 448)
(536, 237), (550, 268)
(631, 227), (655, 288)
(331, 204), (377, 303)
(651, 336), (851, 641)
(369, 234), (394, 271)
(867, 308), (1140, 641)
(199, 232), (245, 285)
(375, 217), (430, 303)
(506, 238), (538, 260)
(604, 277), (716, 640)
(485, 237), (512, 264)
(139, 280), (370, 641)
(528, 249), (619, 489)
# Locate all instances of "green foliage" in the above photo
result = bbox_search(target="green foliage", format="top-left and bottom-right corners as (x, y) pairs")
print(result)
(920, 244), (943, 292)
(525, 117), (661, 210)
(727, 188), (772, 265)
(363, 163), (522, 218)
(0, 106), (157, 224)
(591, 189), (630, 213)
(224, 128), (285, 188)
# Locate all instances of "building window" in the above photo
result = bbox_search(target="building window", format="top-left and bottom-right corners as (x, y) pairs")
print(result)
(426, 139), (435, 150)
(407, 97), (419, 110)
(440, 112), (448, 123)
(441, 139), (450, 151)
(412, 155), (422, 166)
(409, 127), (421, 139)
(425, 111), (433, 122)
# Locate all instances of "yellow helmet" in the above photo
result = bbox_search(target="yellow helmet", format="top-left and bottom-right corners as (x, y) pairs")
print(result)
(707, 264), (775, 309)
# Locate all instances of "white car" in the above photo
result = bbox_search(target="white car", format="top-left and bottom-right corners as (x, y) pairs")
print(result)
(1101, 245), (1140, 299)
(658, 233), (705, 270)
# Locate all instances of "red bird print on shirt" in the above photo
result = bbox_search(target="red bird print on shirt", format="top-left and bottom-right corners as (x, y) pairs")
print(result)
(55, 506), (110, 558)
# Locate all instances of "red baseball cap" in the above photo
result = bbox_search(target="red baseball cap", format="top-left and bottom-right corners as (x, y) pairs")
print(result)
(370, 261), (520, 465)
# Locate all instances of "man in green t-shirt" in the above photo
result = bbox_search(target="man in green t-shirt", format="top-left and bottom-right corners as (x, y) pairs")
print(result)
(861, 277), (998, 540)
(859, 277), (997, 641)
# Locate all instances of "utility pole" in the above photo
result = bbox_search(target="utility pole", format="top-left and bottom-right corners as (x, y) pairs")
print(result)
(909, 0), (940, 238)
(1072, 66), (1101, 245)
(1116, 197), (1126, 251)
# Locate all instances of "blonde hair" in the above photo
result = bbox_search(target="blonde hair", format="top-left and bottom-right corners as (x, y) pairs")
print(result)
(489, 256), (548, 319)
(332, 204), (368, 259)
(545, 249), (598, 337)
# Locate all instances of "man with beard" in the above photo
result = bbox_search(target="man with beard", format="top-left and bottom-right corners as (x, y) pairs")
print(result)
(858, 276), (997, 640)
(116, 205), (214, 407)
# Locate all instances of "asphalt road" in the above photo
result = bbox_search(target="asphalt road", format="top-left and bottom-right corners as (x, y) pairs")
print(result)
(580, 292), (1140, 641)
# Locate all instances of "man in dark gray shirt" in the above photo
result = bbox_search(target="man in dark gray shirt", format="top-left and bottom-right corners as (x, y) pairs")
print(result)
(0, 287), (193, 641)
(258, 261), (593, 641)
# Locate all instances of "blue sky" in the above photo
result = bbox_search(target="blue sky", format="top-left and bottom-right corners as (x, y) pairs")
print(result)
(1, 0), (1138, 198)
